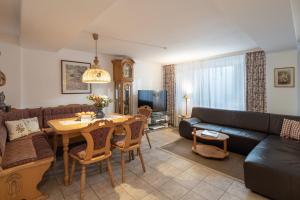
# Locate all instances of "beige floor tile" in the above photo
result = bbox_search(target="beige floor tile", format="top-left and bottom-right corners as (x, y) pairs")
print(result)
(64, 187), (99, 200)
(185, 165), (212, 180)
(141, 191), (170, 200)
(227, 181), (268, 200)
(59, 181), (82, 197)
(180, 191), (207, 200)
(91, 181), (124, 199)
(166, 157), (194, 171)
(122, 178), (155, 199)
(160, 179), (189, 200)
(204, 174), (234, 191)
(220, 192), (242, 200)
(173, 171), (202, 190)
(192, 181), (225, 200)
(42, 128), (266, 200)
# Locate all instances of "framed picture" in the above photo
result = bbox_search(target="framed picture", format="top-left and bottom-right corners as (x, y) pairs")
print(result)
(61, 60), (92, 94)
(274, 67), (295, 87)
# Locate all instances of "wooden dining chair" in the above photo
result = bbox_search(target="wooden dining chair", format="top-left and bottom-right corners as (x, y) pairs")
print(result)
(69, 120), (115, 200)
(112, 115), (146, 183)
(138, 105), (152, 148)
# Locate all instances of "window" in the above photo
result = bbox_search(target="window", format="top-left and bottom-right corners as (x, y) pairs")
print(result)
(175, 54), (245, 115)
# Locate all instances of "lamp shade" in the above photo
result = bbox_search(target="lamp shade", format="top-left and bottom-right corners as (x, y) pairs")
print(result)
(82, 67), (111, 83)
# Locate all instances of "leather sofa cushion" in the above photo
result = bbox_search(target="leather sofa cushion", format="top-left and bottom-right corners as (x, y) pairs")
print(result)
(191, 107), (269, 133)
(269, 114), (300, 135)
(0, 114), (7, 159)
(193, 123), (267, 155)
(244, 135), (300, 200)
(193, 123), (224, 132)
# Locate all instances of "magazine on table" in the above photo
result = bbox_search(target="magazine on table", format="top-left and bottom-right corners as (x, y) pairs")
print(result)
(201, 130), (219, 138)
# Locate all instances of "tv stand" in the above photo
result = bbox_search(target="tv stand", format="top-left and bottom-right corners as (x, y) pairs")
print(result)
(149, 112), (169, 130)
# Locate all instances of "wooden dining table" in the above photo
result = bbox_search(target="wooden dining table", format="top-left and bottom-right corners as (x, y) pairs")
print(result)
(48, 114), (131, 186)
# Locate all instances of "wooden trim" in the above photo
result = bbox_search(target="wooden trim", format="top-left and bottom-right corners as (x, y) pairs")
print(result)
(0, 157), (54, 200)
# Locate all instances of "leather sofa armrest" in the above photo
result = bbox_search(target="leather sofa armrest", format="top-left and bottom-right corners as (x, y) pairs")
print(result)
(179, 117), (201, 139)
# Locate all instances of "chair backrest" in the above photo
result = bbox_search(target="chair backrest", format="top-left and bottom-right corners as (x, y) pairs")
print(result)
(138, 105), (152, 119)
(122, 115), (146, 148)
(81, 120), (115, 161)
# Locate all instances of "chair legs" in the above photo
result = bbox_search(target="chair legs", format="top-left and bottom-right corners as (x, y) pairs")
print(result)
(80, 165), (86, 200)
(106, 158), (115, 187)
(145, 131), (152, 149)
(120, 151), (125, 183)
(70, 158), (76, 184)
(137, 147), (146, 172)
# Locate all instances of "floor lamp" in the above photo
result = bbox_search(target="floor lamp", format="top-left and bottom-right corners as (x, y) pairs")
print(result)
(183, 95), (190, 116)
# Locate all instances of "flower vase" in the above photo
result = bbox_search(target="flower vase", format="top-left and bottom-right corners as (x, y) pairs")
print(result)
(96, 108), (105, 118)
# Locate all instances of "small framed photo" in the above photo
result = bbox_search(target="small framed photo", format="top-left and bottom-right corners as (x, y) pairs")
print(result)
(274, 67), (295, 88)
(61, 60), (92, 94)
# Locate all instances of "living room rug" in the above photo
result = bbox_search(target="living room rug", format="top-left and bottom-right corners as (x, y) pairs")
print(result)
(161, 138), (245, 180)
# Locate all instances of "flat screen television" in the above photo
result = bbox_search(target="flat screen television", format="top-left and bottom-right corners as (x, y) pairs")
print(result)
(138, 90), (167, 112)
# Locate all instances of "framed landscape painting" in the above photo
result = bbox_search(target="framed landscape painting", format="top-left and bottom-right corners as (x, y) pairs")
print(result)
(274, 67), (295, 88)
(61, 60), (92, 94)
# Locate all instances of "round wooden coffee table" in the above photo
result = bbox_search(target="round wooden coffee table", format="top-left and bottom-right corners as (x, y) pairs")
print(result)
(192, 128), (229, 159)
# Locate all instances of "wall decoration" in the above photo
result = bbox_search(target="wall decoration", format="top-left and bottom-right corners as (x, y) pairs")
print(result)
(61, 60), (92, 94)
(274, 67), (295, 88)
(0, 70), (6, 86)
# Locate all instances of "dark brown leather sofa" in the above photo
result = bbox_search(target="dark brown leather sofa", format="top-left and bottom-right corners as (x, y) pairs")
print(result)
(179, 107), (300, 200)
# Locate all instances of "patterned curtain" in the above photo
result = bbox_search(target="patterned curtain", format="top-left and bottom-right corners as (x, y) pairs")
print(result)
(246, 51), (266, 112)
(163, 65), (176, 126)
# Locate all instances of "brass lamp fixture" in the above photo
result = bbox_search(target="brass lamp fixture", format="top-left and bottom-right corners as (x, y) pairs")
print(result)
(82, 33), (111, 83)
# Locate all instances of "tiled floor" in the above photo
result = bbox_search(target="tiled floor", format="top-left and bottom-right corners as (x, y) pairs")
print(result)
(40, 128), (268, 200)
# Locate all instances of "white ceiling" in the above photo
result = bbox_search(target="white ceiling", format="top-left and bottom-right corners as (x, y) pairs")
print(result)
(0, 0), (299, 64)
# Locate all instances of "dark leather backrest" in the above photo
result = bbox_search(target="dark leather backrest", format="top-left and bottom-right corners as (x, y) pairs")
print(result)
(42, 104), (96, 128)
(191, 107), (270, 133)
(269, 114), (300, 135)
(2, 108), (43, 128)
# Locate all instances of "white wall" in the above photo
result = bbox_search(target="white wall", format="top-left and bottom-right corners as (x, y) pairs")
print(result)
(132, 59), (162, 113)
(0, 42), (21, 108)
(266, 49), (298, 115)
(21, 48), (115, 112)
(0, 41), (163, 113)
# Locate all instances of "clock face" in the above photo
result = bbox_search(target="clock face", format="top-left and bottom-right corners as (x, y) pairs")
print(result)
(123, 63), (131, 78)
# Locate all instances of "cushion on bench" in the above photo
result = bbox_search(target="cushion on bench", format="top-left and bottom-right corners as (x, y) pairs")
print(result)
(2, 133), (53, 169)
(2, 139), (37, 169)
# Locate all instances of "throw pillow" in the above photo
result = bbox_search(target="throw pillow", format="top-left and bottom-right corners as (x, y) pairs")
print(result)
(281, 118), (294, 138)
(290, 120), (300, 140)
(22, 117), (40, 133)
(5, 120), (30, 141)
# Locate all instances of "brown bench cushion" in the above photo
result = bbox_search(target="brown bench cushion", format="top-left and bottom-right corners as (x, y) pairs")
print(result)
(2, 134), (53, 169)
(2, 139), (37, 169)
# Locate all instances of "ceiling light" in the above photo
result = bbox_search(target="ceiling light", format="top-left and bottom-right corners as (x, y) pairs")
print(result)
(82, 33), (111, 83)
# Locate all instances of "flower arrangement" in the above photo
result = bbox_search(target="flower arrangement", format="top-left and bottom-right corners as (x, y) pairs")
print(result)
(87, 94), (112, 109)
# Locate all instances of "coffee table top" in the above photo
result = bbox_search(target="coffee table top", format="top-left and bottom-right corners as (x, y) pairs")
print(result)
(193, 130), (229, 141)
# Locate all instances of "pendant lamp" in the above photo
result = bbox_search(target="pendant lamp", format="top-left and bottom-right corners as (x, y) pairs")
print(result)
(82, 33), (111, 83)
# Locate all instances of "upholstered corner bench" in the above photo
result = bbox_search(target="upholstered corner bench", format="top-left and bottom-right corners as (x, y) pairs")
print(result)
(0, 109), (54, 200)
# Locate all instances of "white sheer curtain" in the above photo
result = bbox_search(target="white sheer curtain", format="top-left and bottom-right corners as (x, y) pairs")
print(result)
(176, 54), (246, 115)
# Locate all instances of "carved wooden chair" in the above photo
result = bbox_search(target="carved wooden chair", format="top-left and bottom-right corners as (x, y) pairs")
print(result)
(138, 105), (152, 148)
(69, 120), (115, 200)
(111, 115), (146, 183)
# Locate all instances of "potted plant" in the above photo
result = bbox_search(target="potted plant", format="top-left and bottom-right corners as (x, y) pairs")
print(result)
(87, 94), (112, 118)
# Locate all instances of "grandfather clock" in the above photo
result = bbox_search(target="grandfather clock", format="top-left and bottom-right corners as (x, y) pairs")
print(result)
(112, 58), (134, 115)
